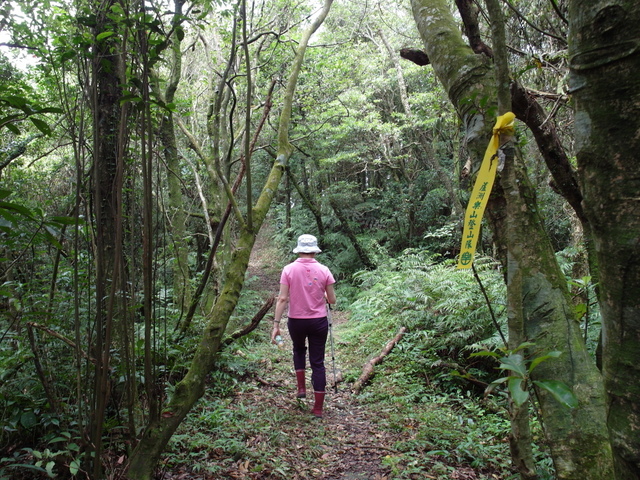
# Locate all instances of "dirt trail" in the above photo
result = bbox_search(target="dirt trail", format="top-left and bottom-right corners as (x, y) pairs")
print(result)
(165, 227), (491, 479)
(189, 227), (504, 480)
(245, 229), (395, 479)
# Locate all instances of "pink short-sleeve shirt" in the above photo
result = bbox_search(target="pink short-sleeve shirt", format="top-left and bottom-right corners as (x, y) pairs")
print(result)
(280, 258), (335, 319)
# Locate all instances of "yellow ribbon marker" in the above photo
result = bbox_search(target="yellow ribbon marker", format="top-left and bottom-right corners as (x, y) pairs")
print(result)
(457, 112), (515, 269)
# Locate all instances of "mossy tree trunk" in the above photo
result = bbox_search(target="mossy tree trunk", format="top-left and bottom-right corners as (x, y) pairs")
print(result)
(568, 1), (640, 477)
(410, 0), (613, 477)
(157, 0), (191, 316)
(501, 150), (613, 479)
(126, 2), (334, 478)
(482, 1), (537, 477)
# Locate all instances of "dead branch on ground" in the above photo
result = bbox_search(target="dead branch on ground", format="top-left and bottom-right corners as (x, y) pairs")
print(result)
(352, 327), (406, 394)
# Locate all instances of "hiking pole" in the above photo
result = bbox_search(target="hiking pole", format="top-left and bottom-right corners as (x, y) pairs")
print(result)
(327, 304), (338, 393)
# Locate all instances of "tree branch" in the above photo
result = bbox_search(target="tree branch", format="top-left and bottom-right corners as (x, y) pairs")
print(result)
(510, 81), (585, 223)
(501, 0), (566, 45)
(399, 48), (430, 66)
(455, 0), (494, 57)
(222, 296), (275, 348)
(26, 322), (97, 364)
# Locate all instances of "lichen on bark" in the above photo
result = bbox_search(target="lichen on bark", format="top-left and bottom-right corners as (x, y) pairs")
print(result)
(411, 0), (613, 476)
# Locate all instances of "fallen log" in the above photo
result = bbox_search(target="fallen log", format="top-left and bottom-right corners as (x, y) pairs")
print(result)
(352, 327), (406, 394)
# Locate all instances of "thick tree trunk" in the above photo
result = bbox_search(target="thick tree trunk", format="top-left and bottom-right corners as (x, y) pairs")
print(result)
(568, 1), (640, 477)
(410, 0), (613, 477)
(502, 150), (613, 479)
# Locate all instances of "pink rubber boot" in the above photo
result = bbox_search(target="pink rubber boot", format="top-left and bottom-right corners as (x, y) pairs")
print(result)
(311, 391), (325, 418)
(295, 370), (306, 398)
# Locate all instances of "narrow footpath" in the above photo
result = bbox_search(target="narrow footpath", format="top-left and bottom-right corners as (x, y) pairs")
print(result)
(164, 229), (499, 479)
(243, 231), (397, 479)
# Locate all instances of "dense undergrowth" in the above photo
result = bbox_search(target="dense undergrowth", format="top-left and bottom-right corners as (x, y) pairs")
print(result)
(0, 243), (598, 478)
(154, 251), (558, 479)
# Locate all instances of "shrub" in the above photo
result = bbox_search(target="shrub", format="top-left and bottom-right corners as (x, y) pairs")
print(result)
(342, 252), (507, 391)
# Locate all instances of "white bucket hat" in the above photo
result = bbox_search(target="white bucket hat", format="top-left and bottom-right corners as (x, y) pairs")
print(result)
(292, 234), (322, 254)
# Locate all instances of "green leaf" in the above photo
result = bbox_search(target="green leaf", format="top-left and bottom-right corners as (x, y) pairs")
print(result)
(30, 117), (51, 136)
(43, 227), (63, 250)
(120, 94), (142, 105)
(574, 303), (587, 318)
(490, 376), (512, 385)
(77, 14), (97, 27)
(60, 50), (77, 62)
(70, 459), (80, 475)
(529, 351), (562, 372)
(5, 122), (20, 134)
(470, 350), (501, 359)
(485, 376), (512, 397)
(96, 31), (115, 41)
(46, 461), (55, 477)
(426, 449), (450, 457)
(508, 377), (529, 407)
(20, 410), (37, 429)
(110, 3), (125, 15)
(533, 380), (578, 408)
(4, 95), (28, 108)
(8, 464), (47, 473)
(499, 354), (527, 377)
(0, 201), (34, 218)
(512, 342), (536, 354)
(35, 107), (64, 115)
(48, 436), (68, 443)
(50, 215), (83, 225)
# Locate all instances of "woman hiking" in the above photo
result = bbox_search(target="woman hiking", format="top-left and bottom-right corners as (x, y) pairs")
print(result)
(271, 234), (337, 418)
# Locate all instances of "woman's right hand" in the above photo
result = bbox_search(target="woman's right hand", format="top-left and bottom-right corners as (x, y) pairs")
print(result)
(271, 324), (281, 343)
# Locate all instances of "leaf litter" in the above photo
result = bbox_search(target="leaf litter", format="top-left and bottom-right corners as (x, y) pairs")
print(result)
(156, 229), (512, 479)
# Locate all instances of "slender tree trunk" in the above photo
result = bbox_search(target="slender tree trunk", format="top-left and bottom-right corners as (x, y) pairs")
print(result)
(89, 2), (128, 475)
(483, 1), (536, 477)
(410, 0), (613, 477)
(158, 0), (191, 316)
(568, 1), (640, 477)
(329, 197), (376, 270)
(126, 2), (334, 477)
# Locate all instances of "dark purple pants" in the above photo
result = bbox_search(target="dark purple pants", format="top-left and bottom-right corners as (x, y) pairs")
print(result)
(287, 316), (328, 392)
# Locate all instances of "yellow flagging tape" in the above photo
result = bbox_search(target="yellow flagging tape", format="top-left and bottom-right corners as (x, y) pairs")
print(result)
(457, 112), (515, 269)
